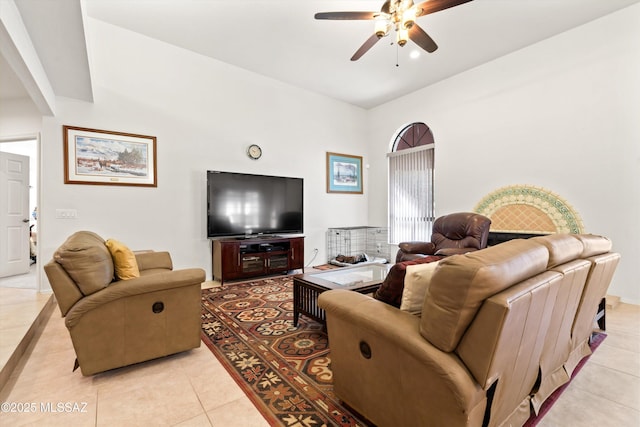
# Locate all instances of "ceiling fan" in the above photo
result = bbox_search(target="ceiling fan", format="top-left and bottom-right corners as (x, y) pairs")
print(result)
(315, 0), (473, 61)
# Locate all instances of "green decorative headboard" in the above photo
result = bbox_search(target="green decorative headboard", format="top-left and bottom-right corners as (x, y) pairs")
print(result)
(473, 185), (584, 234)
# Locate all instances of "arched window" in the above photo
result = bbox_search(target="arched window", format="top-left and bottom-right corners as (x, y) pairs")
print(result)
(388, 122), (435, 244)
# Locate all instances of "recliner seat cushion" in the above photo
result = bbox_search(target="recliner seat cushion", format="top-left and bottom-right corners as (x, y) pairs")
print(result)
(53, 231), (114, 296)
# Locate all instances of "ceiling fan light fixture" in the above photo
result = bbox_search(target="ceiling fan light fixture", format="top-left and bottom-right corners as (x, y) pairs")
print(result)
(314, 0), (472, 61)
(374, 15), (391, 38)
(397, 27), (409, 46)
(402, 7), (416, 29)
(400, 0), (414, 10)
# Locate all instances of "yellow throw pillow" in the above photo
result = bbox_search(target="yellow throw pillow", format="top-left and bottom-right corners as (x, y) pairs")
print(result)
(400, 261), (439, 316)
(105, 239), (140, 280)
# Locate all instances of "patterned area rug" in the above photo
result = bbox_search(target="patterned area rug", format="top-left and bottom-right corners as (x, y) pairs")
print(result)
(201, 276), (605, 427)
(200, 276), (369, 427)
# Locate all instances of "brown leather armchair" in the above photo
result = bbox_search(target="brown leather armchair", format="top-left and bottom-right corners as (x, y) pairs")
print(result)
(44, 231), (205, 375)
(396, 212), (491, 262)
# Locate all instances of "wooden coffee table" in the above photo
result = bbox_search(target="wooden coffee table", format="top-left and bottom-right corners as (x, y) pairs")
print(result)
(293, 263), (389, 326)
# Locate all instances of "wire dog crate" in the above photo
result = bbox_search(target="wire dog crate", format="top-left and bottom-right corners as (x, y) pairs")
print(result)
(326, 226), (389, 262)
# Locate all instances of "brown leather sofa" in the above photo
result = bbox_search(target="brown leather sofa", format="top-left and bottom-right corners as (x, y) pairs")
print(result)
(396, 212), (491, 262)
(44, 231), (205, 376)
(319, 233), (619, 427)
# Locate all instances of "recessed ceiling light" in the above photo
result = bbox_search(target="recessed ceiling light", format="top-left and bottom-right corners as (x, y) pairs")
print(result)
(410, 50), (420, 59)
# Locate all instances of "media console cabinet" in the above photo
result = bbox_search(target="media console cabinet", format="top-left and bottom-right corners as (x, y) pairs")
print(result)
(212, 236), (305, 284)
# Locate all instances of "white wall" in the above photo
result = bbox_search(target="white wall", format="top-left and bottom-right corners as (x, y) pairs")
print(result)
(0, 98), (42, 136)
(35, 19), (370, 283)
(368, 5), (640, 303)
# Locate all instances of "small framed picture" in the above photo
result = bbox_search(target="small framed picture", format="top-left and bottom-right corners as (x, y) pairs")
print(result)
(63, 125), (157, 187)
(326, 152), (363, 194)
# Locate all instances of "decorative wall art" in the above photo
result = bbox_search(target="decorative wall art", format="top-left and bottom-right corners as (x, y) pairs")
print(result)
(326, 152), (363, 194)
(63, 125), (157, 187)
(473, 184), (584, 234)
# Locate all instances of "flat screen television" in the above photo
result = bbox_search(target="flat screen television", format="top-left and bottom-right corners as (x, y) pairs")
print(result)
(207, 171), (304, 238)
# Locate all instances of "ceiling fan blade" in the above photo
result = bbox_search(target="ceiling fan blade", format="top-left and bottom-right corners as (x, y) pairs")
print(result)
(415, 0), (473, 17)
(380, 0), (392, 14)
(351, 34), (381, 61)
(314, 11), (377, 20)
(409, 24), (438, 53)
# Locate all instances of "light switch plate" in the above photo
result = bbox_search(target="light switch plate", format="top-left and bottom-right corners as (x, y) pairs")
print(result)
(56, 209), (78, 219)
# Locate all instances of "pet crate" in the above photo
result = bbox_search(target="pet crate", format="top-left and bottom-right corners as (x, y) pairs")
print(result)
(326, 226), (389, 263)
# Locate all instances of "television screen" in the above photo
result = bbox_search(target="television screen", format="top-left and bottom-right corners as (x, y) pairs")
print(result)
(207, 171), (303, 238)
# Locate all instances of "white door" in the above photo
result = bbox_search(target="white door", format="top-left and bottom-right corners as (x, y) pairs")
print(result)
(0, 152), (30, 278)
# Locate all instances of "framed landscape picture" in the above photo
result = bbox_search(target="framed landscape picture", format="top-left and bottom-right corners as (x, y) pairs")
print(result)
(63, 125), (157, 187)
(326, 152), (363, 194)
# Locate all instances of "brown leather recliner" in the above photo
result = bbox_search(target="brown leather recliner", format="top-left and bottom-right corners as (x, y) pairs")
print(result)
(44, 231), (205, 376)
(396, 212), (492, 262)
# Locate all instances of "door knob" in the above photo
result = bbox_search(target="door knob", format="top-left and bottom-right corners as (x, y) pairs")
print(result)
(22, 219), (29, 223)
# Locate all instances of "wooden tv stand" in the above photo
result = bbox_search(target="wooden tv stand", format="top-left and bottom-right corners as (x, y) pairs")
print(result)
(212, 236), (305, 284)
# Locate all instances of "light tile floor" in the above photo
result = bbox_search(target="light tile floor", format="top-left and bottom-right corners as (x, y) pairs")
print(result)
(0, 287), (50, 373)
(0, 278), (638, 426)
(0, 266), (51, 391)
(0, 264), (37, 289)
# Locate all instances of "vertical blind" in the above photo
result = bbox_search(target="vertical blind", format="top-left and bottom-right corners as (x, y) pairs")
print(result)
(388, 144), (434, 244)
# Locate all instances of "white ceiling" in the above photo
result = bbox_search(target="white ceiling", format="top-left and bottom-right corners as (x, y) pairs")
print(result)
(0, 0), (92, 105)
(3, 0), (639, 110)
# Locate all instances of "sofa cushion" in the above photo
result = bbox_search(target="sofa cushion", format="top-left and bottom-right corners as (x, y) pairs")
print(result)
(573, 234), (612, 258)
(531, 234), (583, 268)
(400, 260), (440, 315)
(373, 256), (442, 307)
(53, 231), (114, 296)
(420, 239), (549, 352)
(136, 251), (173, 273)
(106, 239), (140, 280)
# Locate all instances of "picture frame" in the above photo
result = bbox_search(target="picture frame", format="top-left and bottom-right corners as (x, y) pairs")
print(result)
(63, 125), (157, 187)
(326, 152), (363, 194)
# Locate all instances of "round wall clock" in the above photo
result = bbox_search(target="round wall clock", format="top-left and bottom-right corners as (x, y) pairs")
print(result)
(247, 144), (262, 160)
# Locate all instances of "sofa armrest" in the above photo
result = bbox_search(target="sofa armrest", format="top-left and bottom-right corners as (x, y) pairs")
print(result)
(65, 268), (205, 328)
(319, 290), (471, 373)
(398, 241), (436, 255)
(44, 261), (84, 317)
(136, 251), (173, 272)
(318, 290), (485, 425)
(434, 247), (478, 256)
